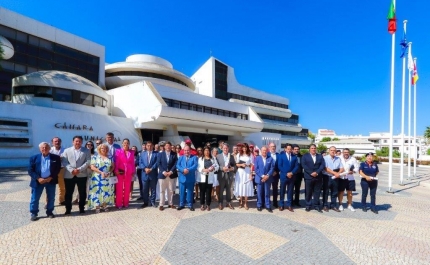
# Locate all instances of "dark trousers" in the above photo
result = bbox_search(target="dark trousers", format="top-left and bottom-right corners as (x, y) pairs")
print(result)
(142, 176), (157, 206)
(271, 175), (279, 205)
(199, 181), (213, 206)
(305, 178), (322, 209)
(279, 177), (295, 207)
(218, 174), (232, 204)
(65, 176), (87, 212)
(361, 179), (378, 209)
(30, 183), (56, 216)
(323, 175), (339, 208)
(137, 168), (144, 198)
(293, 174), (303, 204)
(257, 181), (271, 208)
(179, 182), (194, 207)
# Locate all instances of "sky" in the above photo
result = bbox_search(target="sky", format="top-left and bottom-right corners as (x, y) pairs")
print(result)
(1, 0), (429, 136)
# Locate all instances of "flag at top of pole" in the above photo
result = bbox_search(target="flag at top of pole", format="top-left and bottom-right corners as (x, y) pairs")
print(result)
(412, 60), (419, 85)
(388, 0), (396, 34)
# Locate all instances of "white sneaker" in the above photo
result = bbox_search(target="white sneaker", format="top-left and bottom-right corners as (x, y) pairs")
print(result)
(339, 205), (344, 211)
(348, 205), (356, 212)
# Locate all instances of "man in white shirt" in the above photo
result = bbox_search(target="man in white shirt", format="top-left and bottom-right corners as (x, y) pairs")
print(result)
(104, 132), (121, 160)
(49, 137), (66, 205)
(339, 148), (359, 211)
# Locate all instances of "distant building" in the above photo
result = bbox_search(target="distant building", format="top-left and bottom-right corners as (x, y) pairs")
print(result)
(316, 129), (427, 158)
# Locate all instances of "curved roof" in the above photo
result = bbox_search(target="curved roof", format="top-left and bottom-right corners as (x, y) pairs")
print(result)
(12, 71), (108, 99)
(105, 54), (195, 90)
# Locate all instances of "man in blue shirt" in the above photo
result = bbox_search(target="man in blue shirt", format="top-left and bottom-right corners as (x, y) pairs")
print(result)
(322, 146), (345, 212)
(28, 142), (61, 221)
(176, 145), (198, 211)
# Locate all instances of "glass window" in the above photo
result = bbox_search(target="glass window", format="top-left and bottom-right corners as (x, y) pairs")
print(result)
(94, 96), (102, 107)
(54, 88), (72, 102)
(14, 64), (26, 73)
(212, 109), (218, 115)
(197, 106), (203, 112)
(181, 102), (189, 110)
(0, 61), (14, 70)
(0, 25), (16, 39)
(28, 35), (39, 46)
(39, 39), (53, 50)
(164, 98), (171, 106)
(173, 101), (180, 108)
(16, 31), (28, 42)
(204, 107), (211, 114)
(80, 92), (93, 106)
(34, 86), (52, 98)
(190, 104), (196, 111)
(102, 99), (107, 107)
(14, 42), (27, 53)
(15, 86), (35, 94)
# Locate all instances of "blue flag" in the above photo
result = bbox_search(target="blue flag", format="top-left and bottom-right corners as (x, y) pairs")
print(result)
(400, 29), (408, 58)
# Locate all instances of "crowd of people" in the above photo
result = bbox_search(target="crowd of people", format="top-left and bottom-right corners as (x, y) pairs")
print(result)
(27, 134), (380, 221)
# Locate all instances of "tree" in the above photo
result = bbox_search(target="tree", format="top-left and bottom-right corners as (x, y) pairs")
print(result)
(376, 147), (401, 158)
(300, 149), (309, 155)
(308, 131), (315, 143)
(320, 137), (332, 142)
(349, 149), (355, 156)
(332, 137), (340, 141)
(424, 126), (430, 144)
(317, 143), (327, 153)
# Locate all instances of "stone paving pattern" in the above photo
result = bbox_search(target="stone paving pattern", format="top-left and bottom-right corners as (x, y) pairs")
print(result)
(0, 164), (429, 264)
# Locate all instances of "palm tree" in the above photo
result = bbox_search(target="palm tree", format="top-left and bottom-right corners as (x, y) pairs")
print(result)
(424, 126), (430, 144)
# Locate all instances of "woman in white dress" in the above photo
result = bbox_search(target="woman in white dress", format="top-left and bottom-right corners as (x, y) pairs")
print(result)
(211, 148), (220, 202)
(235, 143), (254, 210)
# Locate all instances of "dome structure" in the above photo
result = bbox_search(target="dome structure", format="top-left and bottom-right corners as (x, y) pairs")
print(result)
(105, 54), (195, 90)
(12, 71), (107, 99)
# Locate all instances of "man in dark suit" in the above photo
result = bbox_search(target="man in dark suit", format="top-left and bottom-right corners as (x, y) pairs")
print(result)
(254, 146), (275, 212)
(157, 141), (178, 210)
(28, 142), (61, 221)
(216, 143), (236, 210)
(268, 143), (280, 208)
(292, 144), (304, 207)
(139, 141), (159, 208)
(301, 144), (326, 212)
(176, 145), (198, 211)
(277, 143), (299, 212)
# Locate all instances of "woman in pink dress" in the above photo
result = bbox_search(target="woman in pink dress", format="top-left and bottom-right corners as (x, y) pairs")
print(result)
(114, 138), (135, 209)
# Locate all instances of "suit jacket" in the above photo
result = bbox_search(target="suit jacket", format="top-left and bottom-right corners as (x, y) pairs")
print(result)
(106, 142), (121, 160)
(62, 147), (91, 179)
(139, 150), (159, 181)
(28, 153), (61, 188)
(277, 151), (299, 181)
(216, 153), (236, 181)
(254, 155), (275, 184)
(294, 153), (304, 177)
(114, 149), (136, 177)
(197, 157), (219, 184)
(301, 153), (326, 180)
(176, 155), (198, 184)
(157, 151), (178, 179)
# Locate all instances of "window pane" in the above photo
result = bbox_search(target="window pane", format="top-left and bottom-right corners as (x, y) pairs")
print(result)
(181, 103), (189, 110)
(15, 86), (34, 94)
(94, 96), (102, 107)
(212, 109), (217, 115)
(28, 35), (39, 46)
(102, 99), (107, 107)
(205, 107), (211, 114)
(34, 87), (52, 98)
(173, 101), (180, 108)
(197, 106), (203, 112)
(54, 88), (72, 102)
(80, 92), (93, 106)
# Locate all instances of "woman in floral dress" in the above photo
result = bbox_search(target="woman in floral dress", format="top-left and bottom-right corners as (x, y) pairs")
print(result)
(88, 143), (115, 213)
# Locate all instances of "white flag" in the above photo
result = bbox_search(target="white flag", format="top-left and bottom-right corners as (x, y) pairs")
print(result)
(408, 50), (414, 71)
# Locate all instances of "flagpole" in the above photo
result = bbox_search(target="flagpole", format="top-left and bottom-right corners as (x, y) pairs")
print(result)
(387, 2), (396, 193)
(407, 43), (412, 180)
(399, 20), (407, 186)
(413, 57), (417, 177)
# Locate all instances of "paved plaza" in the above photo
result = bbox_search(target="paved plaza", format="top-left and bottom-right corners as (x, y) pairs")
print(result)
(0, 164), (429, 264)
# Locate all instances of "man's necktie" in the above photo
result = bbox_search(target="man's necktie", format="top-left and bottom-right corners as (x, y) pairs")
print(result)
(148, 152), (151, 164)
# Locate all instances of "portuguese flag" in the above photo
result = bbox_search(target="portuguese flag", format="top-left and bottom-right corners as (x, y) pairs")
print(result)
(387, 0), (396, 34)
